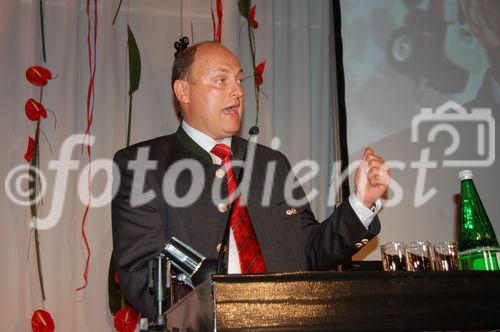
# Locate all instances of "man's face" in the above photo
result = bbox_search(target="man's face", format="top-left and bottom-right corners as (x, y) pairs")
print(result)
(180, 44), (245, 140)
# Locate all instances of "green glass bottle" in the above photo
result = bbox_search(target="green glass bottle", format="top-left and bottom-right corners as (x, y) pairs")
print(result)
(458, 170), (499, 271)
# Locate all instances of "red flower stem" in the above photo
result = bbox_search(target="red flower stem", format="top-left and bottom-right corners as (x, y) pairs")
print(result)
(30, 119), (46, 301)
(211, 9), (216, 41)
(76, 0), (97, 291)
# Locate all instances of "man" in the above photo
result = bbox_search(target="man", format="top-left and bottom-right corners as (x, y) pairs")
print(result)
(112, 42), (391, 319)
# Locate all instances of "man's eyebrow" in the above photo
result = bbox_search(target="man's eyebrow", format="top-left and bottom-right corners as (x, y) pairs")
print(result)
(209, 67), (244, 75)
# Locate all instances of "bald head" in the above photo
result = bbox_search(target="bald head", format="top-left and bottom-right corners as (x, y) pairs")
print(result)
(171, 42), (239, 116)
(171, 42), (244, 139)
(171, 42), (236, 89)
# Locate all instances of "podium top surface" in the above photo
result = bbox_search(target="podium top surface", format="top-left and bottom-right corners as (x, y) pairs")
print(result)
(167, 271), (500, 331)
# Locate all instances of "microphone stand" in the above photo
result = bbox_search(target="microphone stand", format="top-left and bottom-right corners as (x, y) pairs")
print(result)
(216, 126), (259, 274)
(148, 255), (169, 331)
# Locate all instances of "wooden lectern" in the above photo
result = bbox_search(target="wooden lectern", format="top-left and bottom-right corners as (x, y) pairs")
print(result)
(166, 271), (500, 331)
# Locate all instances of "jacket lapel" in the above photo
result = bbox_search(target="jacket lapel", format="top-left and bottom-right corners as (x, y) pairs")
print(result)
(174, 125), (212, 162)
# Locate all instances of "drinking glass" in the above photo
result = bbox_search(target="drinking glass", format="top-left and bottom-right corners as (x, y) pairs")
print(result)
(406, 241), (434, 271)
(380, 242), (407, 271)
(433, 241), (459, 271)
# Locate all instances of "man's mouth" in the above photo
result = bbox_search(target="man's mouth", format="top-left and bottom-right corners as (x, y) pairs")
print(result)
(222, 105), (240, 116)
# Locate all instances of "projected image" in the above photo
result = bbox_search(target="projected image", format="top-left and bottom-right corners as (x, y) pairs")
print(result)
(342, 0), (500, 253)
(342, 0), (498, 149)
(458, 0), (500, 109)
(387, 0), (469, 94)
(388, 0), (499, 102)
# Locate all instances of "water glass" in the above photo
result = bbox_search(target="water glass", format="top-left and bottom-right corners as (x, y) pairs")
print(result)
(406, 241), (434, 271)
(380, 242), (407, 271)
(433, 241), (459, 271)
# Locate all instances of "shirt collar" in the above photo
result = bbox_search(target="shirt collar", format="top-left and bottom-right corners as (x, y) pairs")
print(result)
(182, 121), (232, 155)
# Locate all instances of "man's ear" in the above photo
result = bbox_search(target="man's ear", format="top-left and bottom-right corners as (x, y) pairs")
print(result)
(173, 79), (190, 104)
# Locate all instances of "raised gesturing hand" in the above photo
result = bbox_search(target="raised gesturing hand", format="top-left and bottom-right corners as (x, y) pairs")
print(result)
(354, 148), (391, 208)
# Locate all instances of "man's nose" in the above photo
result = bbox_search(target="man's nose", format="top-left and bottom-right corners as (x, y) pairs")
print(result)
(230, 81), (244, 98)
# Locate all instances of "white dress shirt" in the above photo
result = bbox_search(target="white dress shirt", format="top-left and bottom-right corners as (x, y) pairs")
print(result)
(181, 121), (380, 273)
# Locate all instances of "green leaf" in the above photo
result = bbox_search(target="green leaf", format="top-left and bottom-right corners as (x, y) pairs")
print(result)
(127, 26), (141, 96)
(238, 0), (251, 18)
(108, 255), (123, 315)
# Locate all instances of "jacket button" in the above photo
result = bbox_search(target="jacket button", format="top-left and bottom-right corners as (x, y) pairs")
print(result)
(216, 243), (227, 253)
(216, 168), (225, 178)
(218, 203), (228, 213)
(354, 242), (363, 248)
(285, 208), (298, 216)
(361, 238), (369, 245)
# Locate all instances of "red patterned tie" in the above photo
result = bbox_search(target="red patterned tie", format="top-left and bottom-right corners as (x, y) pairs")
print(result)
(211, 143), (267, 274)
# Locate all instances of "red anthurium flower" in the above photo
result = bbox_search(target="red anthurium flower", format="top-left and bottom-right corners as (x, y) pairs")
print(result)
(248, 4), (258, 29)
(25, 98), (47, 121)
(114, 307), (139, 332)
(31, 309), (55, 332)
(26, 66), (53, 87)
(24, 136), (35, 162)
(255, 60), (266, 86)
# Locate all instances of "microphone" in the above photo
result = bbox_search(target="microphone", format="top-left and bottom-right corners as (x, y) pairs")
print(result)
(249, 126), (259, 136)
(148, 238), (216, 329)
(162, 237), (217, 287)
(216, 125), (260, 274)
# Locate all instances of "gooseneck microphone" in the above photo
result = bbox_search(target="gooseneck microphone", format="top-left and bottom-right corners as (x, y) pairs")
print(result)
(249, 125), (259, 136)
(150, 238), (217, 330)
(216, 126), (260, 274)
(162, 237), (218, 288)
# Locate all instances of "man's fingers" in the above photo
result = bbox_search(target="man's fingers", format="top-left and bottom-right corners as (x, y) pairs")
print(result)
(368, 171), (390, 185)
(356, 148), (391, 205)
(363, 149), (390, 175)
(363, 147), (374, 160)
(367, 159), (384, 169)
(367, 169), (383, 185)
(366, 158), (390, 176)
(367, 165), (391, 186)
(367, 167), (380, 177)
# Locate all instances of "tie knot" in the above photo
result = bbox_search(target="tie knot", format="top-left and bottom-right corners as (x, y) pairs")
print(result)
(211, 143), (232, 160)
